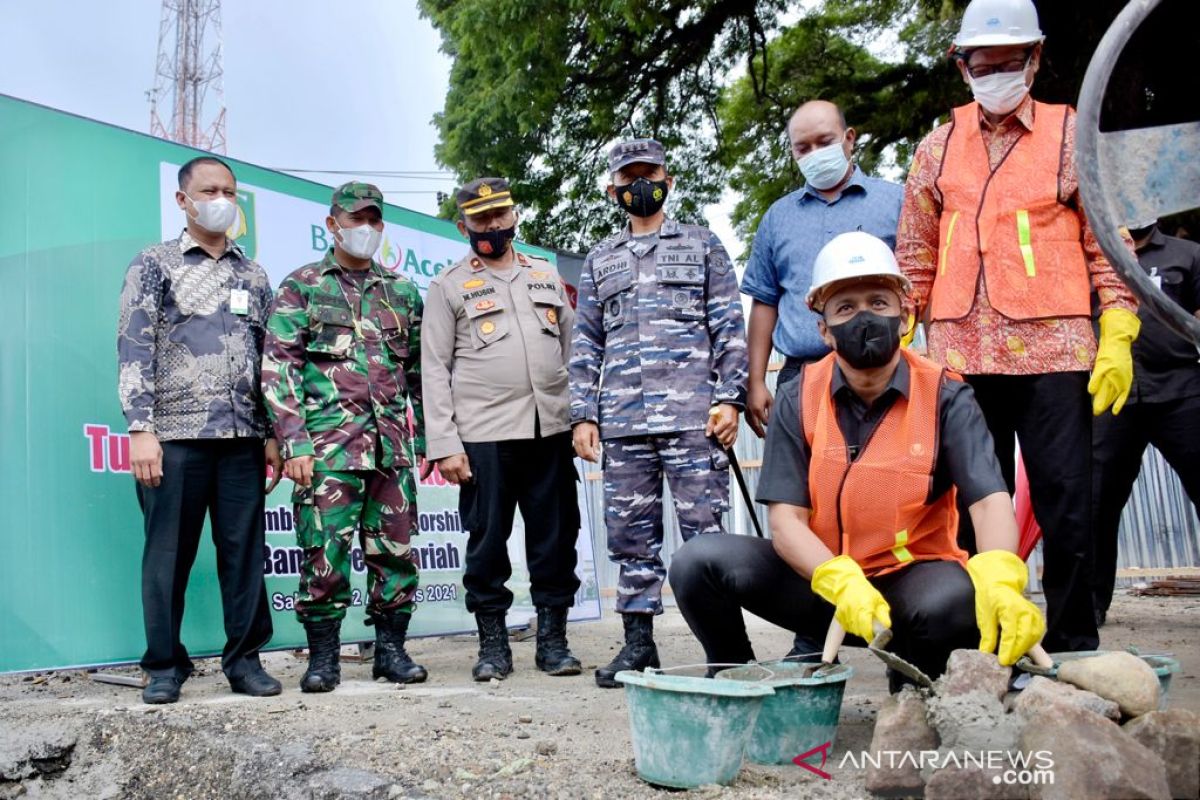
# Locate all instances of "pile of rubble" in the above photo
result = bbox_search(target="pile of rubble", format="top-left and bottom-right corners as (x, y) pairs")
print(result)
(865, 649), (1199, 799)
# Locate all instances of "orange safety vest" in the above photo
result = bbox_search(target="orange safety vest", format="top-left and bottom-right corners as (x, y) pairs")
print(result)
(800, 350), (967, 577)
(930, 101), (1091, 321)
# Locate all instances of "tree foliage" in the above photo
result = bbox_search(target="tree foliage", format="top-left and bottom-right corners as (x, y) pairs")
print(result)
(420, 0), (1200, 253)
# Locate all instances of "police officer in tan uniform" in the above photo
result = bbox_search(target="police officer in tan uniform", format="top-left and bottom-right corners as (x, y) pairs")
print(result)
(421, 177), (582, 681)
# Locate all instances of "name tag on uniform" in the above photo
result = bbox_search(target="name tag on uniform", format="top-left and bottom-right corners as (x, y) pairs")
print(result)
(230, 288), (250, 315)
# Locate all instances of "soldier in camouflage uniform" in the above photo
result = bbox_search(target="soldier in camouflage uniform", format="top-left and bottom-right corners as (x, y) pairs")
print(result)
(569, 139), (749, 687)
(262, 182), (427, 691)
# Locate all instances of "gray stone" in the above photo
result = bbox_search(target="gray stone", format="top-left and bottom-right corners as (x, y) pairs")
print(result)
(936, 649), (1013, 701)
(865, 687), (939, 797)
(1012, 675), (1121, 722)
(1057, 652), (1160, 718)
(307, 767), (393, 799)
(1123, 710), (1200, 800)
(925, 764), (1029, 800)
(927, 690), (1021, 754)
(1019, 704), (1170, 800)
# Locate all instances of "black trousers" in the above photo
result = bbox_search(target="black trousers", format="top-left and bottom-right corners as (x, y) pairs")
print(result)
(137, 438), (273, 680)
(669, 534), (978, 680)
(459, 431), (581, 614)
(1092, 393), (1200, 615)
(957, 371), (1097, 652)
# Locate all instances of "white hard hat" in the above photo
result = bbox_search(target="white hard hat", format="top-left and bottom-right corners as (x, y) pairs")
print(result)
(807, 231), (911, 311)
(954, 0), (1044, 49)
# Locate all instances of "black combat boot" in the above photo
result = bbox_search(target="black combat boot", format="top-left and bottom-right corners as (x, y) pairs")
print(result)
(534, 606), (582, 676)
(300, 620), (341, 693)
(595, 613), (659, 688)
(472, 612), (513, 681)
(372, 610), (428, 684)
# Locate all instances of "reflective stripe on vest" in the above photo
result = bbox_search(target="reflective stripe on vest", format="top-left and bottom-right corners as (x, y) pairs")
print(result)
(799, 350), (967, 577)
(930, 101), (1090, 321)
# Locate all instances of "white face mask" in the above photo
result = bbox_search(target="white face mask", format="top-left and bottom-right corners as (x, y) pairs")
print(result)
(797, 137), (850, 191)
(186, 195), (238, 234)
(968, 69), (1031, 116)
(334, 222), (382, 260)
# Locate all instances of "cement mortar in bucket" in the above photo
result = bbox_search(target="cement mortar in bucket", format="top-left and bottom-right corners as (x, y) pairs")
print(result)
(717, 660), (854, 765)
(615, 668), (774, 788)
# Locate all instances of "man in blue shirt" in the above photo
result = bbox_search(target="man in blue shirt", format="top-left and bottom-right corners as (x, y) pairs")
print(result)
(742, 100), (904, 437)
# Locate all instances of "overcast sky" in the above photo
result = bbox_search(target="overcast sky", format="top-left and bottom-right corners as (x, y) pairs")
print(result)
(1, 0), (742, 256)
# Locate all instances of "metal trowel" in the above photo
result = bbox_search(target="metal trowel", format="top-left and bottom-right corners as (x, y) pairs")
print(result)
(868, 621), (1056, 691)
(867, 622), (936, 688)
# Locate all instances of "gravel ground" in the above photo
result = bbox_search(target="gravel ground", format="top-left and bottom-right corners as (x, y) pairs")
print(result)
(2, 592), (1197, 799)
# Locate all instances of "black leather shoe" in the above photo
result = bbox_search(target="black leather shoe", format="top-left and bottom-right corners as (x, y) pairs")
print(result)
(229, 669), (283, 697)
(142, 676), (182, 704)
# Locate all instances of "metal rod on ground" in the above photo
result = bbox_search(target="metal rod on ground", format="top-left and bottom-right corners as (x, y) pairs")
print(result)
(727, 447), (764, 538)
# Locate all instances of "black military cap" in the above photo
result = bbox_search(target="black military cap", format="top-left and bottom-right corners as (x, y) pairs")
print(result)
(456, 177), (515, 216)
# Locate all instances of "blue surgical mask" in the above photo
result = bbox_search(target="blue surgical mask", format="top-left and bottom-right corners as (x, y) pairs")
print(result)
(797, 138), (850, 191)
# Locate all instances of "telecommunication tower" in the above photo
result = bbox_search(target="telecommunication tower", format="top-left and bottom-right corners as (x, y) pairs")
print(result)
(147, 0), (227, 153)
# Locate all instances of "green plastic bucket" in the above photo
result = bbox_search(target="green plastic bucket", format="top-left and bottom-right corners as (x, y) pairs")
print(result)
(716, 661), (854, 765)
(1046, 651), (1181, 710)
(616, 669), (775, 788)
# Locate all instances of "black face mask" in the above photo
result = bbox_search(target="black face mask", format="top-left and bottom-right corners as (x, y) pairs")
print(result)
(468, 225), (516, 258)
(828, 311), (902, 370)
(615, 177), (669, 218)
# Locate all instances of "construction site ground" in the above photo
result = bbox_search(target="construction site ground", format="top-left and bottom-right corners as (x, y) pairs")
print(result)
(3, 592), (1198, 799)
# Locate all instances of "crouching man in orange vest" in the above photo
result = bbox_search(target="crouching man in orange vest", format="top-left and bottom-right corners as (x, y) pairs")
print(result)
(669, 232), (1046, 687)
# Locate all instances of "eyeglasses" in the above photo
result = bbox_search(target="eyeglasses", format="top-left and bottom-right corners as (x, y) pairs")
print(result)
(964, 52), (1032, 79)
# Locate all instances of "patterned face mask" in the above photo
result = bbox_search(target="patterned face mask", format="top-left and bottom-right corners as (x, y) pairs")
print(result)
(614, 177), (669, 218)
(468, 225), (516, 258)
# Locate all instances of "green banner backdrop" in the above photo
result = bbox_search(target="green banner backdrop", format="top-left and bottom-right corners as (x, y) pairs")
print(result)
(0, 94), (600, 674)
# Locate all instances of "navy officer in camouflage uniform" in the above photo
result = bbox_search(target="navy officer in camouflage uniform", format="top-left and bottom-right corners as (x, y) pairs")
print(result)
(569, 138), (749, 687)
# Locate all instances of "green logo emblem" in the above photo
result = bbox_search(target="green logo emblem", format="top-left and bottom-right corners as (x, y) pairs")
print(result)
(230, 188), (257, 259)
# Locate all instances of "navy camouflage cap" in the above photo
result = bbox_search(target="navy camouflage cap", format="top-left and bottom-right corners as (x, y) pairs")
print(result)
(332, 181), (384, 214)
(607, 138), (666, 173)
(456, 177), (515, 216)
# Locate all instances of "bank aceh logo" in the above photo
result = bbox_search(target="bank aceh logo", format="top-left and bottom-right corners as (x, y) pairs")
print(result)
(793, 741), (834, 780)
(229, 188), (257, 259)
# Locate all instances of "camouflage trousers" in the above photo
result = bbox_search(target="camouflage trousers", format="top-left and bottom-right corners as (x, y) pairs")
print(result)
(602, 430), (730, 614)
(293, 466), (419, 623)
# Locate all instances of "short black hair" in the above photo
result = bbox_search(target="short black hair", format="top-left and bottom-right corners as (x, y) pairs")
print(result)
(178, 156), (235, 190)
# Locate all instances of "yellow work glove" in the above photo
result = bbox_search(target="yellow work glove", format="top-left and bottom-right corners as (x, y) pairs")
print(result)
(811, 555), (892, 641)
(1088, 308), (1141, 416)
(966, 550), (1046, 666)
(900, 312), (917, 349)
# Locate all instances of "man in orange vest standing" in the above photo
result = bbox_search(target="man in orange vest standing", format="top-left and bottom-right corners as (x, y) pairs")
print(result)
(895, 0), (1139, 652)
(670, 233), (1046, 686)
